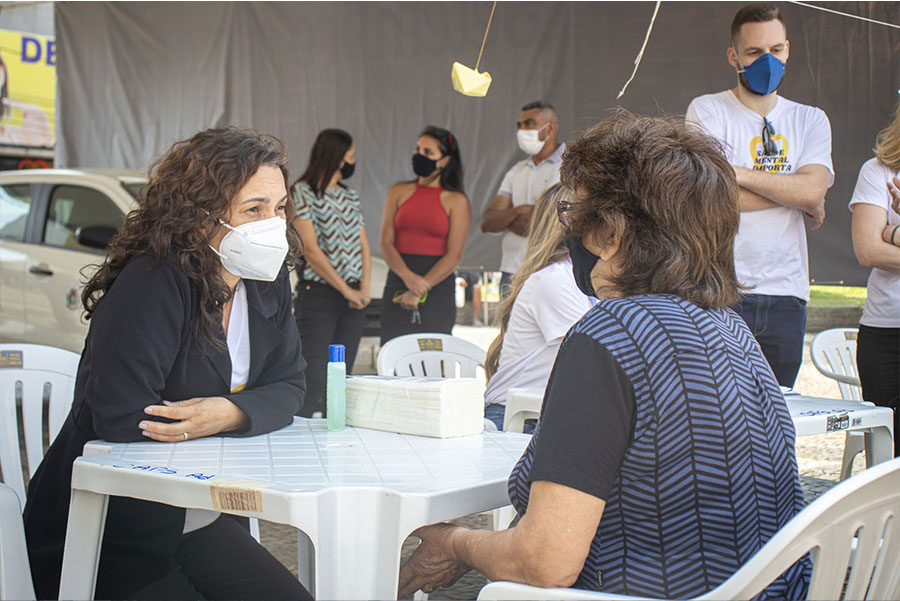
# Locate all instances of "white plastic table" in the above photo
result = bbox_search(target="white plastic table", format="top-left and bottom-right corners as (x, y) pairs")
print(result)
(58, 418), (530, 601)
(786, 395), (894, 466)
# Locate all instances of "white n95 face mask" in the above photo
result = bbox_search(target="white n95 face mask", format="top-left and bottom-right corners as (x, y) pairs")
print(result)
(210, 216), (289, 281)
(516, 126), (547, 156)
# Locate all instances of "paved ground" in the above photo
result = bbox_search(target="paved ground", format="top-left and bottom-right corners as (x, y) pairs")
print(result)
(256, 329), (863, 600)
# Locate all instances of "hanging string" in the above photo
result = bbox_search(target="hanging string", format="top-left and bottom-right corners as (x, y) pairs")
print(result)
(787, 1), (900, 30)
(475, 1), (497, 72)
(616, 0), (662, 100)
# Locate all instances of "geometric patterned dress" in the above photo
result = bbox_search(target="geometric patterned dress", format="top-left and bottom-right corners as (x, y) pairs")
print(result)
(508, 294), (811, 599)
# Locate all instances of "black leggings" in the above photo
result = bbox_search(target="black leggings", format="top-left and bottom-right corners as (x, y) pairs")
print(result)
(856, 324), (899, 456)
(294, 280), (367, 417)
(124, 516), (313, 601)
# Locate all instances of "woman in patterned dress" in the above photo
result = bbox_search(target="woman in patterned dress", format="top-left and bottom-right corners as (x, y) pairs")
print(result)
(398, 112), (810, 600)
(291, 128), (371, 417)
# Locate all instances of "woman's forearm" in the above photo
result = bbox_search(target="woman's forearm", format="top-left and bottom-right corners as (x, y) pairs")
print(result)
(423, 254), (462, 289)
(304, 245), (353, 294)
(381, 241), (414, 282)
(452, 522), (580, 588)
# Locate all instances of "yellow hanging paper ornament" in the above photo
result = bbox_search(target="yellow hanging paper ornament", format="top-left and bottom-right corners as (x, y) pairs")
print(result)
(451, 2), (496, 97)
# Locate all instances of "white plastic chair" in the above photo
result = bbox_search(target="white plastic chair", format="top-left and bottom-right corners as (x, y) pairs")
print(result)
(0, 344), (80, 506)
(503, 387), (543, 433)
(478, 457), (900, 601)
(0, 344), (262, 545)
(0, 482), (35, 600)
(810, 328), (861, 400)
(376, 333), (486, 379)
(809, 328), (867, 480)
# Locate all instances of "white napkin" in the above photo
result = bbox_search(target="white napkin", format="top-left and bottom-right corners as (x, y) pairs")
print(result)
(346, 376), (485, 438)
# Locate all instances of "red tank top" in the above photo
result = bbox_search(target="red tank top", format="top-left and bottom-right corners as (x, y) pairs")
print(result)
(394, 183), (450, 255)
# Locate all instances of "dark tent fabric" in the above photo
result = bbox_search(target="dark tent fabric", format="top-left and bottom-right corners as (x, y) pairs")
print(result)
(56, 1), (899, 283)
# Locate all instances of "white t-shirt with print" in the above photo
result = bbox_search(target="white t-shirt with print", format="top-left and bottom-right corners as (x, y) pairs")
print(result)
(686, 90), (834, 301)
(484, 260), (594, 406)
(496, 143), (565, 274)
(849, 157), (900, 328)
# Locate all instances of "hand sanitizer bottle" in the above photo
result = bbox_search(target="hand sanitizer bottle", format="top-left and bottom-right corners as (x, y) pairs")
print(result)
(327, 344), (346, 431)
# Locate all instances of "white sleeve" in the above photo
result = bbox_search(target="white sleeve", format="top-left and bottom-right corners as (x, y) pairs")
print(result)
(849, 159), (892, 213)
(528, 266), (592, 342)
(686, 97), (734, 161)
(498, 165), (515, 197)
(797, 108), (834, 187)
(686, 97), (725, 140)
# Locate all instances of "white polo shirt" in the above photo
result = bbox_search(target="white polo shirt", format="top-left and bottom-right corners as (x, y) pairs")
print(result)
(497, 142), (565, 274)
(686, 90), (833, 301)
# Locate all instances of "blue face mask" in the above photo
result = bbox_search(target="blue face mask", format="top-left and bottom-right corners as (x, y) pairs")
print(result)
(737, 51), (785, 96)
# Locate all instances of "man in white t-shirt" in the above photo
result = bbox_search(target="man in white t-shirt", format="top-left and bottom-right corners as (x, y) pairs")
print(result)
(686, 3), (834, 387)
(481, 101), (565, 298)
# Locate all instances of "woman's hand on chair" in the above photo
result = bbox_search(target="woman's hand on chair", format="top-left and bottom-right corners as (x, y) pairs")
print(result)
(139, 397), (249, 442)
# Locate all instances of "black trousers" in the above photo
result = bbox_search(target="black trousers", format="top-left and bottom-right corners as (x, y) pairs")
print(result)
(380, 254), (456, 346)
(116, 515), (312, 601)
(857, 324), (900, 456)
(294, 280), (366, 417)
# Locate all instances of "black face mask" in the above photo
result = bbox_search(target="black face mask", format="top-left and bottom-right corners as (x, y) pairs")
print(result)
(564, 237), (602, 298)
(412, 153), (439, 177)
(340, 161), (355, 180)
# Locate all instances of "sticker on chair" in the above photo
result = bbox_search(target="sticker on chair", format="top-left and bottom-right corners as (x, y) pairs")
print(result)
(0, 350), (23, 368)
(416, 338), (443, 352)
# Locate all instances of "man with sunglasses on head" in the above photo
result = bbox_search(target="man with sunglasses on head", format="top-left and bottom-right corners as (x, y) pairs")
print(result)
(686, 3), (833, 388)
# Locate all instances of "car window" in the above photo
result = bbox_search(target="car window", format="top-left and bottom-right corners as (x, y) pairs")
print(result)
(0, 183), (32, 241)
(44, 185), (125, 252)
(121, 182), (146, 201)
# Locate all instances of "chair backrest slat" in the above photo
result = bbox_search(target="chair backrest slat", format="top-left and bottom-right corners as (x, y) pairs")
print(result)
(810, 328), (862, 401)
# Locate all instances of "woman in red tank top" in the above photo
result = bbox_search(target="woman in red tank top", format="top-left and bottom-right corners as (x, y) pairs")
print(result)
(379, 126), (471, 344)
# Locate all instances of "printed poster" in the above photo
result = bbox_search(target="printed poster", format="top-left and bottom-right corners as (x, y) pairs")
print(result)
(0, 28), (55, 148)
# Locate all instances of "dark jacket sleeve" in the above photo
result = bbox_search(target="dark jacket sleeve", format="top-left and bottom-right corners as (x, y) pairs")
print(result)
(80, 256), (191, 442)
(224, 270), (307, 437)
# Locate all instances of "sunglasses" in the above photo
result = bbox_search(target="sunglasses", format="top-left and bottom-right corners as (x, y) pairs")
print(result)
(762, 117), (778, 157)
(556, 197), (573, 231)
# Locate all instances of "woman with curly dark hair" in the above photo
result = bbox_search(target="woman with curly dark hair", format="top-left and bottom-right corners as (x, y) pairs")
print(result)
(23, 127), (313, 600)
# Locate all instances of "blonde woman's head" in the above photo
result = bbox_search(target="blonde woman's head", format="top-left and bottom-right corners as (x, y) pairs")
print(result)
(485, 183), (571, 380)
(875, 101), (900, 171)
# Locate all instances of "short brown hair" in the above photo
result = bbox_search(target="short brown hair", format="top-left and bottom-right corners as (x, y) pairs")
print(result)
(560, 110), (741, 309)
(731, 3), (786, 44)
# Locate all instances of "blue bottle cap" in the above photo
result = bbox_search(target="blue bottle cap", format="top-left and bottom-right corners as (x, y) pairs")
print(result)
(329, 344), (345, 363)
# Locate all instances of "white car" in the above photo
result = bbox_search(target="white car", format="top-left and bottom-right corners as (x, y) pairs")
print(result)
(0, 169), (145, 353)
(0, 168), (389, 355)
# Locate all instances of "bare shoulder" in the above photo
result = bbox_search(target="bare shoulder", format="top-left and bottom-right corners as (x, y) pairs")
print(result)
(390, 181), (416, 197)
(441, 189), (470, 208)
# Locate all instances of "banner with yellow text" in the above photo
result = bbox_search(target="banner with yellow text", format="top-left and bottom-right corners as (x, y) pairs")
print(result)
(0, 28), (55, 149)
